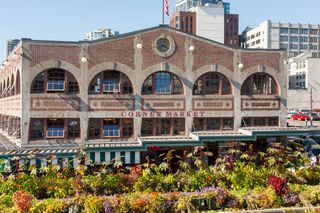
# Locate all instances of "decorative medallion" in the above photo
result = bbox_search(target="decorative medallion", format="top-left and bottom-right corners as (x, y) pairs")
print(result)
(153, 34), (176, 57)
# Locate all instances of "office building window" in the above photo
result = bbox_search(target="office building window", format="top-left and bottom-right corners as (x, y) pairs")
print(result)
(312, 52), (318, 58)
(280, 28), (288, 34)
(300, 36), (308, 42)
(300, 29), (308, 34)
(290, 44), (298, 49)
(310, 37), (318, 43)
(280, 36), (288, 42)
(290, 36), (298, 42)
(280, 43), (288, 49)
(300, 44), (308, 50)
(290, 28), (298, 34)
(310, 29), (318, 35)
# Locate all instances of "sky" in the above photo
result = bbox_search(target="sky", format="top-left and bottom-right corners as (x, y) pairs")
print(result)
(0, 0), (320, 61)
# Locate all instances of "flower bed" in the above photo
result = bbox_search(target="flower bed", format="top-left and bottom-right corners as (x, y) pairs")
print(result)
(1, 144), (320, 212)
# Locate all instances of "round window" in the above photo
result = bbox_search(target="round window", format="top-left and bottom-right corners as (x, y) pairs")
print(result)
(156, 38), (170, 53)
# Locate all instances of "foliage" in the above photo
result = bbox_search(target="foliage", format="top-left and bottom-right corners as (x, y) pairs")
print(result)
(13, 190), (33, 213)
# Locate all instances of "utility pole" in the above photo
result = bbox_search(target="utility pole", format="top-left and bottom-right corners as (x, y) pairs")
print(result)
(310, 87), (313, 126)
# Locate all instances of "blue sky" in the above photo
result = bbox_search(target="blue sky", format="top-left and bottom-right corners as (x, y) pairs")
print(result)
(0, 0), (319, 61)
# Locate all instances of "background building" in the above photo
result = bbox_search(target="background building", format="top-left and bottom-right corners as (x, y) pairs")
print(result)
(243, 20), (320, 57)
(287, 52), (320, 110)
(6, 39), (20, 57)
(170, 0), (238, 47)
(84, 28), (119, 41)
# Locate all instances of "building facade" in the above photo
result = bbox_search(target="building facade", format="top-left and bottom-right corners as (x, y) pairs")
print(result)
(0, 25), (290, 165)
(6, 39), (20, 57)
(287, 52), (320, 110)
(243, 20), (320, 57)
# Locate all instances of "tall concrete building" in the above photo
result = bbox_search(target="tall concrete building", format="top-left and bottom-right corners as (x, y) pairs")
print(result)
(6, 39), (20, 57)
(243, 20), (320, 57)
(170, 0), (238, 47)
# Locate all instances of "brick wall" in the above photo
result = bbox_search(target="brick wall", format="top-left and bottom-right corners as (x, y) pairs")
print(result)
(141, 29), (186, 71)
(192, 40), (234, 71)
(88, 37), (135, 69)
(241, 52), (280, 71)
(30, 44), (81, 68)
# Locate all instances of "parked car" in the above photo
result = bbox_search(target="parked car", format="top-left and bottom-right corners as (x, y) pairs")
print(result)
(301, 109), (311, 115)
(310, 134), (320, 143)
(288, 109), (299, 114)
(288, 137), (320, 155)
(311, 112), (320, 121)
(291, 113), (311, 121)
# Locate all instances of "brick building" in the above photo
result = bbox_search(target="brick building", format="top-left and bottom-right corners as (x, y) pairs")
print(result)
(0, 25), (313, 167)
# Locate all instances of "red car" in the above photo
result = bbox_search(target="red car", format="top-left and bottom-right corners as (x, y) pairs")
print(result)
(291, 113), (311, 121)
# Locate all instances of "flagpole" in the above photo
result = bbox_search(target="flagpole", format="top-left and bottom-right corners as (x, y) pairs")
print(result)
(162, 0), (164, 25)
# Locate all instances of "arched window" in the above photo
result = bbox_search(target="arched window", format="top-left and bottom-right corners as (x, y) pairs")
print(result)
(193, 72), (231, 95)
(142, 71), (183, 95)
(6, 78), (9, 97)
(89, 70), (133, 94)
(31, 69), (79, 94)
(10, 74), (14, 96)
(16, 71), (20, 95)
(241, 73), (278, 95)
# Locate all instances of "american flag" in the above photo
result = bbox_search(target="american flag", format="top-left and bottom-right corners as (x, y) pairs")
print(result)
(165, 0), (169, 16)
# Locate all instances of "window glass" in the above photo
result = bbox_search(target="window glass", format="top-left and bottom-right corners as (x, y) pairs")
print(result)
(47, 119), (64, 138)
(141, 119), (154, 136)
(142, 72), (182, 95)
(47, 70), (65, 91)
(31, 73), (45, 93)
(103, 119), (120, 137)
(30, 119), (44, 139)
(155, 72), (171, 94)
(122, 119), (133, 137)
(68, 119), (80, 138)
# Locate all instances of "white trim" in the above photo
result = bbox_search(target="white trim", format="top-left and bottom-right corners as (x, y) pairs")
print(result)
(95, 152), (100, 163)
(125, 151), (130, 164)
(105, 152), (110, 163)
(135, 151), (140, 164)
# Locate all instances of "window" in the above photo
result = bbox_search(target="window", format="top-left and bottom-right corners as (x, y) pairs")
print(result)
(142, 72), (183, 95)
(280, 28), (288, 34)
(30, 119), (44, 140)
(122, 119), (133, 138)
(310, 29), (318, 35)
(141, 119), (154, 136)
(280, 36), (288, 42)
(193, 118), (234, 131)
(300, 29), (308, 34)
(289, 28), (298, 34)
(31, 72), (45, 93)
(141, 118), (185, 136)
(103, 118), (120, 137)
(300, 44), (308, 50)
(241, 117), (279, 127)
(156, 119), (171, 135)
(89, 71), (133, 94)
(300, 36), (308, 42)
(280, 43), (288, 49)
(47, 70), (65, 91)
(310, 37), (318, 43)
(67, 119), (80, 138)
(47, 119), (64, 138)
(312, 52), (318, 58)
(310, 44), (318, 50)
(290, 36), (298, 42)
(31, 69), (79, 94)
(175, 16), (179, 21)
(193, 72), (231, 95)
(241, 73), (278, 95)
(290, 44), (298, 49)
(88, 119), (101, 139)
